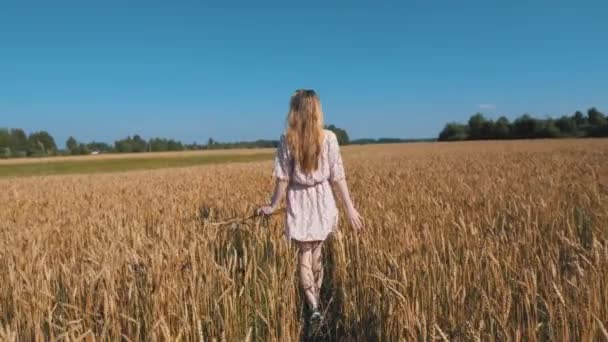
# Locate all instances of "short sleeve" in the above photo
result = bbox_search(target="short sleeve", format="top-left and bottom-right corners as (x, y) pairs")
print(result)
(328, 132), (345, 182)
(273, 135), (292, 181)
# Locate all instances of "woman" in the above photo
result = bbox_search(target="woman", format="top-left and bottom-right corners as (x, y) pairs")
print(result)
(257, 89), (363, 324)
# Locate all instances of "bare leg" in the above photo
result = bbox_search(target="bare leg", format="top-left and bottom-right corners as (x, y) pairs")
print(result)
(311, 241), (323, 304)
(298, 241), (318, 310)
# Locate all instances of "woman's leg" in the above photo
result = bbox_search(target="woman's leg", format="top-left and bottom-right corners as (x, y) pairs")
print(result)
(311, 241), (323, 302)
(298, 241), (318, 310)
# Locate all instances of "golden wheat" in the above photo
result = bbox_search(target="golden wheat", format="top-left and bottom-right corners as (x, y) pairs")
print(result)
(1, 139), (607, 341)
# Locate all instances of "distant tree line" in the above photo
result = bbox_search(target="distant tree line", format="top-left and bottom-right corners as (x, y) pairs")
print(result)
(205, 138), (279, 150)
(0, 128), (58, 158)
(65, 136), (114, 155)
(350, 137), (435, 144)
(438, 107), (608, 141)
(1, 123), (438, 159)
(71, 135), (279, 155)
(1, 124), (362, 159)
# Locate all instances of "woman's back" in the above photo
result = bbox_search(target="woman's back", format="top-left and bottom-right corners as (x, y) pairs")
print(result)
(274, 129), (345, 186)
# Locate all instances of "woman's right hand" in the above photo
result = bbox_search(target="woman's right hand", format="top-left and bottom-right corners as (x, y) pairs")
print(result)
(256, 205), (275, 216)
(346, 206), (364, 231)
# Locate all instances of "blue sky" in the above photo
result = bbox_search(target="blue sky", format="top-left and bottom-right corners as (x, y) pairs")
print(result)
(1, 1), (607, 146)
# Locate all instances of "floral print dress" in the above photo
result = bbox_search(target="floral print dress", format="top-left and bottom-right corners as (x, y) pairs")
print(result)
(273, 130), (346, 242)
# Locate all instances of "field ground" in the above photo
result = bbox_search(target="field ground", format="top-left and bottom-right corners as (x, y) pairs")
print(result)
(0, 139), (591, 178)
(0, 151), (273, 179)
(0, 147), (276, 165)
(1, 139), (607, 341)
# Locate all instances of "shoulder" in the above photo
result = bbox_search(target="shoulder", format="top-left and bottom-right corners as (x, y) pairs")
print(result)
(323, 129), (338, 141)
(323, 129), (339, 146)
(277, 134), (289, 153)
(278, 133), (287, 144)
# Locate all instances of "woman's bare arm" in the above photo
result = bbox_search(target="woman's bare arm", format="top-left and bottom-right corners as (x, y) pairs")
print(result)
(333, 179), (354, 209)
(257, 180), (288, 215)
(269, 180), (288, 211)
(333, 178), (363, 230)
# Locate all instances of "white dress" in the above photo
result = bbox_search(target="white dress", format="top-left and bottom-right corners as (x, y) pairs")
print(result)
(273, 130), (346, 242)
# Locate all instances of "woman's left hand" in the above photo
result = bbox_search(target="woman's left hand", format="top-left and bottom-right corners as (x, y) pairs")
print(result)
(256, 205), (275, 216)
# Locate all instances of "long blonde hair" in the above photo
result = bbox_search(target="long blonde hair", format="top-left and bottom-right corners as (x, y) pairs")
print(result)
(285, 89), (325, 173)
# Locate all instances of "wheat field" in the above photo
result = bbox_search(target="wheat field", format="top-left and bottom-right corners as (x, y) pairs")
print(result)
(1, 139), (607, 341)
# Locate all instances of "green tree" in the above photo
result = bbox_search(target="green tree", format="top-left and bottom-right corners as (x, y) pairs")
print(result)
(556, 116), (577, 136)
(480, 120), (496, 139)
(587, 107), (606, 127)
(115, 135), (147, 153)
(66, 136), (78, 153)
(0, 128), (9, 148)
(438, 123), (468, 141)
(9, 128), (28, 153)
(77, 143), (90, 155)
(149, 138), (169, 152)
(512, 114), (542, 138)
(467, 113), (488, 139)
(131, 135), (147, 152)
(540, 119), (561, 138)
(115, 137), (133, 153)
(573, 111), (586, 127)
(493, 116), (511, 139)
(86, 141), (112, 153)
(0, 128), (9, 158)
(167, 139), (184, 151)
(27, 131), (57, 155)
(27, 134), (45, 155)
(35, 131), (57, 150)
